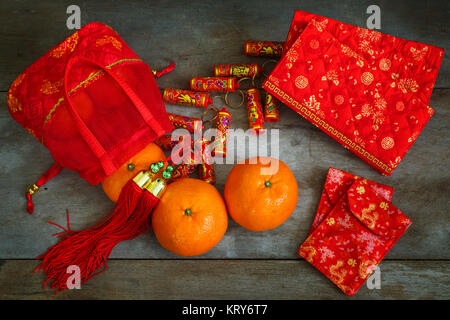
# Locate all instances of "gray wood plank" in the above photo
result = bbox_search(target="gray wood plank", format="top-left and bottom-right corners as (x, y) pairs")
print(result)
(0, 0), (449, 92)
(0, 88), (448, 260)
(0, 259), (448, 299)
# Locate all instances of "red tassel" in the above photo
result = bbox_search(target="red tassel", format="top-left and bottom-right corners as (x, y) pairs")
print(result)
(155, 62), (175, 78)
(26, 162), (62, 214)
(34, 177), (146, 292)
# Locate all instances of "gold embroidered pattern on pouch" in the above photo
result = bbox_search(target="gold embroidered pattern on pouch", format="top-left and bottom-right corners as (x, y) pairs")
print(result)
(49, 32), (79, 58)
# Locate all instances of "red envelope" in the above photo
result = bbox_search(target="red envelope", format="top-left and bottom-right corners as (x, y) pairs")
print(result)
(309, 167), (393, 235)
(263, 11), (444, 175)
(298, 179), (412, 296)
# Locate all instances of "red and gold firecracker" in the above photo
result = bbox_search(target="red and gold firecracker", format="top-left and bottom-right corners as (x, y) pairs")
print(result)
(245, 88), (265, 135)
(214, 63), (261, 78)
(172, 163), (197, 180)
(244, 40), (284, 58)
(212, 107), (231, 157)
(163, 88), (213, 108)
(199, 139), (216, 184)
(190, 77), (238, 92)
(154, 134), (184, 151)
(168, 113), (203, 133)
(199, 162), (216, 184)
(264, 92), (280, 122)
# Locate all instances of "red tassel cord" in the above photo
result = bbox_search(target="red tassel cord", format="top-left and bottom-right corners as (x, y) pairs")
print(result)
(152, 62), (175, 78)
(34, 171), (152, 292)
(26, 162), (63, 214)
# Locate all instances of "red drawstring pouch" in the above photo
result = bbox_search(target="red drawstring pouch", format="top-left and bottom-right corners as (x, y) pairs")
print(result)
(7, 22), (175, 292)
(263, 11), (444, 175)
(298, 175), (412, 296)
(309, 167), (393, 235)
(8, 22), (174, 211)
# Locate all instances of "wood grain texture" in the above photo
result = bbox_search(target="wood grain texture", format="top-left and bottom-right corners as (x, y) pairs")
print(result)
(0, 89), (448, 260)
(0, 0), (449, 92)
(0, 260), (448, 300)
(0, 0), (449, 299)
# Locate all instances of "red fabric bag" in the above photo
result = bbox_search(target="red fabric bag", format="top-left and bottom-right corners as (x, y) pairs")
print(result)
(8, 22), (174, 189)
(298, 179), (412, 296)
(309, 167), (393, 234)
(263, 11), (444, 175)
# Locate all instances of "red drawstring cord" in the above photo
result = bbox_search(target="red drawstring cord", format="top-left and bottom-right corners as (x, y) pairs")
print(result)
(26, 162), (62, 214)
(154, 62), (175, 78)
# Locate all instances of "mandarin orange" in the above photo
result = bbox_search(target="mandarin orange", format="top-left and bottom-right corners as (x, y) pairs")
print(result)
(101, 142), (166, 202)
(151, 178), (228, 256)
(224, 156), (298, 231)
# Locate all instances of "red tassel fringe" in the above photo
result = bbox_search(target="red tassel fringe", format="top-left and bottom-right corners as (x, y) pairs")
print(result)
(34, 178), (157, 293)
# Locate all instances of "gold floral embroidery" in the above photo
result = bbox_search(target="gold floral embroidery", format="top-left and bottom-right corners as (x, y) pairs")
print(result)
(329, 260), (347, 284)
(303, 95), (324, 118)
(8, 73), (26, 113)
(341, 44), (364, 67)
(358, 40), (374, 55)
(389, 157), (401, 169)
(263, 81), (393, 175)
(356, 186), (365, 195)
(7, 95), (22, 113)
(359, 259), (378, 279)
(347, 259), (357, 267)
(299, 237), (317, 263)
(95, 35), (122, 50)
(410, 46), (428, 61)
(356, 27), (382, 42)
(361, 103), (373, 117)
(374, 97), (387, 111)
(397, 78), (419, 93)
(379, 58), (391, 71)
(379, 202), (389, 210)
(408, 131), (420, 143)
(41, 79), (63, 95)
(49, 32), (79, 58)
(326, 218), (335, 226)
(361, 204), (378, 229)
(311, 18), (328, 32)
(322, 70), (339, 86)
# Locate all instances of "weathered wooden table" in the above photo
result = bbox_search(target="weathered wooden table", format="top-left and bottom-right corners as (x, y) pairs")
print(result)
(0, 0), (448, 299)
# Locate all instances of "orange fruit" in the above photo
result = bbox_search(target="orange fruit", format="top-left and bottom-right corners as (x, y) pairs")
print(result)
(224, 156), (298, 231)
(101, 143), (166, 202)
(152, 178), (228, 256)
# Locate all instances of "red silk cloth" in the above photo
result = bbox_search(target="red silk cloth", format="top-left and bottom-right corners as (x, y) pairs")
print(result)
(8, 22), (173, 185)
(263, 11), (444, 175)
(299, 167), (411, 296)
